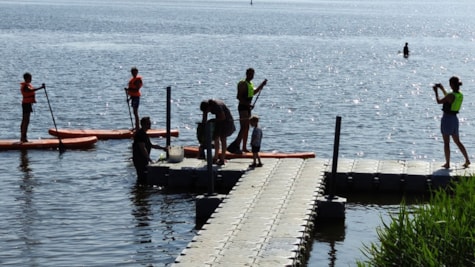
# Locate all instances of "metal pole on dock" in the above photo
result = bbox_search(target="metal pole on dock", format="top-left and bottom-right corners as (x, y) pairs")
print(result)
(316, 115), (346, 220)
(205, 121), (214, 195)
(166, 86), (171, 158)
(329, 116), (341, 199)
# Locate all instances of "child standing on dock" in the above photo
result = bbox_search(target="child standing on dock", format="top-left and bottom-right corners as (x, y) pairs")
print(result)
(249, 115), (263, 168)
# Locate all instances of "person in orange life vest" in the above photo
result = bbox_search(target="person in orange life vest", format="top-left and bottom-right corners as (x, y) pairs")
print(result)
(228, 68), (267, 154)
(20, 72), (45, 143)
(124, 67), (143, 130)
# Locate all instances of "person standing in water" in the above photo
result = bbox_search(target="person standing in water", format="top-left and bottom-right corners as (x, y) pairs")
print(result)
(125, 67), (143, 130)
(403, 42), (409, 58)
(20, 72), (45, 143)
(433, 76), (470, 169)
(132, 117), (167, 184)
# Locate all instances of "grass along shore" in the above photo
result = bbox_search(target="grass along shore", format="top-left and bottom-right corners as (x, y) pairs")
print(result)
(357, 176), (475, 266)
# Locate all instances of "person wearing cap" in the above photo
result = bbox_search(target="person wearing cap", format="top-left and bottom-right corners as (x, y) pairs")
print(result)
(403, 42), (409, 58)
(132, 117), (167, 184)
(125, 67), (143, 130)
(433, 76), (470, 169)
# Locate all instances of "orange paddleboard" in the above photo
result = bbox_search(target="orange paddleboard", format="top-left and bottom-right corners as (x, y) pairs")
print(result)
(0, 136), (98, 150)
(183, 146), (315, 159)
(48, 128), (179, 140)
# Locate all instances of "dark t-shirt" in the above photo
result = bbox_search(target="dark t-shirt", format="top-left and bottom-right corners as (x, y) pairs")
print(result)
(133, 129), (151, 163)
(209, 100), (235, 137)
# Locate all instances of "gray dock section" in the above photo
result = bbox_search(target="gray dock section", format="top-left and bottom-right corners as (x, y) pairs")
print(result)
(167, 158), (474, 266)
(333, 158), (474, 192)
(173, 158), (329, 266)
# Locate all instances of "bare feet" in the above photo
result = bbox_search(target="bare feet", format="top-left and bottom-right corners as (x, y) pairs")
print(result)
(442, 163), (450, 169)
(463, 161), (471, 168)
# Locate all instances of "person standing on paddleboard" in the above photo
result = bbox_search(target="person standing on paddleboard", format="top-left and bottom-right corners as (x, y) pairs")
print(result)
(200, 99), (236, 166)
(433, 76), (470, 169)
(133, 117), (167, 184)
(20, 72), (45, 143)
(228, 68), (267, 154)
(125, 67), (143, 130)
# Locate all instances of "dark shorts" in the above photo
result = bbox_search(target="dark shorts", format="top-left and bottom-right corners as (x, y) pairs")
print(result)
(441, 113), (459, 136)
(251, 145), (260, 153)
(130, 96), (140, 108)
(133, 162), (148, 184)
(214, 120), (236, 138)
(22, 103), (33, 114)
(238, 104), (251, 119)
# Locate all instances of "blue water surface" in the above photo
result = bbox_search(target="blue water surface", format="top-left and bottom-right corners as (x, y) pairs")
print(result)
(1, 0), (474, 266)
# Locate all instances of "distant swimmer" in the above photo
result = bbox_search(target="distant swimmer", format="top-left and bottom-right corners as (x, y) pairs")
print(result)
(403, 42), (409, 58)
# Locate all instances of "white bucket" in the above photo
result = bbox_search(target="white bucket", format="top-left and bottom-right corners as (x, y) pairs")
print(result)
(167, 146), (184, 163)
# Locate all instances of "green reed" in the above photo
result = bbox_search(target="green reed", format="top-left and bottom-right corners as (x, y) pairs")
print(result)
(357, 176), (475, 266)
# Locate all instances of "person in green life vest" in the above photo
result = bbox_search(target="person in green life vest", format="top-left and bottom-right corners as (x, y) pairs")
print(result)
(228, 68), (267, 154)
(433, 76), (470, 169)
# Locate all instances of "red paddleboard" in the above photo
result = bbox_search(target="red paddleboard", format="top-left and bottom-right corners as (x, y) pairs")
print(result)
(48, 128), (179, 140)
(183, 146), (315, 159)
(0, 136), (98, 150)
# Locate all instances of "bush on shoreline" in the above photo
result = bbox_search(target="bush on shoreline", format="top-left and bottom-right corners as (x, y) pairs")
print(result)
(357, 177), (475, 266)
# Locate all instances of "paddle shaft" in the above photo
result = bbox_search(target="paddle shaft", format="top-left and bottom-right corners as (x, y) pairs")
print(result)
(44, 85), (66, 153)
(124, 88), (134, 129)
(252, 90), (261, 108)
(251, 79), (267, 109)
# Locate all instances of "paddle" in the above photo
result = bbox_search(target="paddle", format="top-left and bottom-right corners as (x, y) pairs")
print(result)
(124, 88), (134, 129)
(44, 85), (66, 153)
(251, 79), (267, 109)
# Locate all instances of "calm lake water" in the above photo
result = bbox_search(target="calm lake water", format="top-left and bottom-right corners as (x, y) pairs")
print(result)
(1, 0), (474, 266)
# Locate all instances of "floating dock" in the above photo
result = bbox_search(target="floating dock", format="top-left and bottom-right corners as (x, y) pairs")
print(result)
(172, 157), (328, 266)
(147, 158), (474, 266)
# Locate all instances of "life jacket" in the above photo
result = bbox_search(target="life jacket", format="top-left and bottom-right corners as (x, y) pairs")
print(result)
(20, 82), (36, 104)
(237, 79), (254, 103)
(442, 92), (463, 114)
(245, 80), (254, 98)
(128, 75), (142, 97)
